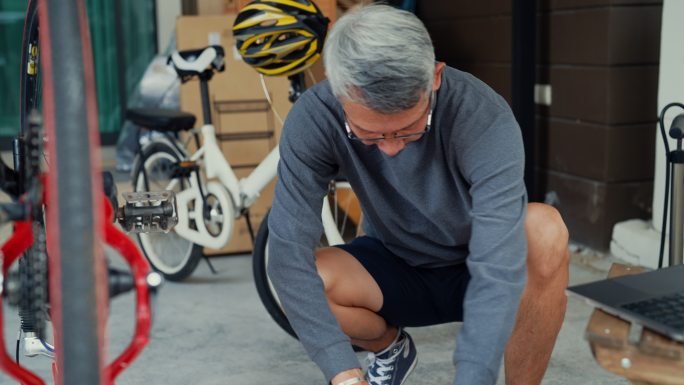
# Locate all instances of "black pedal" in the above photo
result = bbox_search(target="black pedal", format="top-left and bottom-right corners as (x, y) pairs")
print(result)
(171, 161), (199, 179)
(116, 191), (178, 233)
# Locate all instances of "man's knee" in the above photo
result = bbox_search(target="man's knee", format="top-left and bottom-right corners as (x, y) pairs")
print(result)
(314, 247), (383, 309)
(525, 203), (570, 281)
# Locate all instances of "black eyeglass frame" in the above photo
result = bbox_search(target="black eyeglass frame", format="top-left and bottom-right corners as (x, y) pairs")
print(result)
(344, 91), (436, 143)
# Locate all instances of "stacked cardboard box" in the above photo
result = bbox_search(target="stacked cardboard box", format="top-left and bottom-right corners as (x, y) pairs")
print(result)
(176, 14), (294, 254)
(235, 0), (337, 24)
(193, 0), (338, 22)
(197, 0), (238, 14)
(177, 0), (337, 254)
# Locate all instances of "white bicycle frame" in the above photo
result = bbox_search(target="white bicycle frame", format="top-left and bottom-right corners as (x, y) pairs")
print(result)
(159, 123), (344, 249)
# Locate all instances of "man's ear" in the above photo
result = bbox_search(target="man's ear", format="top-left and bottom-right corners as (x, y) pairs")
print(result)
(433, 62), (446, 91)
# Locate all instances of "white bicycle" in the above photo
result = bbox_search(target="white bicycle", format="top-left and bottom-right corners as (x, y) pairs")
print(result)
(128, 45), (360, 295)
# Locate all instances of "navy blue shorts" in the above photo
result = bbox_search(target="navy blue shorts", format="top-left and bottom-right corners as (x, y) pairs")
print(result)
(334, 236), (470, 327)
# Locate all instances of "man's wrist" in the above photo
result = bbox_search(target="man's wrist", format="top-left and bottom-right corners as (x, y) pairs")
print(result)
(331, 368), (365, 385)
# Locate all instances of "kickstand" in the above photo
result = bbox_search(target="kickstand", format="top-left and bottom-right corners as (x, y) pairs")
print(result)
(203, 255), (218, 275)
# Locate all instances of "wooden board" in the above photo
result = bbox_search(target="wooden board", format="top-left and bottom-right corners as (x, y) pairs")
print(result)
(586, 263), (684, 385)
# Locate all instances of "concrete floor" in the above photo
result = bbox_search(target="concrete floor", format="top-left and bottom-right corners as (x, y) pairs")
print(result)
(2, 253), (631, 385)
(0, 148), (633, 384)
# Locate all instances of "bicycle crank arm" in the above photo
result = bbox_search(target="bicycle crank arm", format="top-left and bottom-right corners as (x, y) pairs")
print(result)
(116, 191), (178, 233)
(0, 203), (28, 224)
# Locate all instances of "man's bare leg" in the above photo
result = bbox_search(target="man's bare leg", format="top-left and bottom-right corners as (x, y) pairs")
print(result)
(504, 203), (570, 385)
(316, 246), (398, 353)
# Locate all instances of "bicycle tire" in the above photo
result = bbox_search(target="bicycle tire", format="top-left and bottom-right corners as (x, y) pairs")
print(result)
(252, 210), (297, 338)
(133, 140), (203, 281)
(40, 0), (108, 383)
(252, 181), (360, 339)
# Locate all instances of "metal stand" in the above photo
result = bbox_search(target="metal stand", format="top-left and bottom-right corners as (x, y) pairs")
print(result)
(670, 160), (684, 266)
(662, 110), (684, 266)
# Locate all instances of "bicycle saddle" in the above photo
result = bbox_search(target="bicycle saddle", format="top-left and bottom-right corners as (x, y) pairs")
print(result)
(126, 108), (196, 132)
(168, 45), (225, 82)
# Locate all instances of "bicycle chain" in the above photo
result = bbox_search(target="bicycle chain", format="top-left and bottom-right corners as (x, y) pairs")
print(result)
(25, 109), (43, 200)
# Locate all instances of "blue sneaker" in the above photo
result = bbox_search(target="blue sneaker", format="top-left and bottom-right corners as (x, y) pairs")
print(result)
(365, 329), (417, 385)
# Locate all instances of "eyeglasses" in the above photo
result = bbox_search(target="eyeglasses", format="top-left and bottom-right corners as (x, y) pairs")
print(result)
(345, 91), (435, 143)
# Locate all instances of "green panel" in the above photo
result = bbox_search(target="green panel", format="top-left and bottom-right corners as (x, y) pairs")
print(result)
(0, 0), (156, 139)
(84, 0), (156, 135)
(121, 0), (156, 97)
(86, 0), (120, 134)
(0, 0), (29, 137)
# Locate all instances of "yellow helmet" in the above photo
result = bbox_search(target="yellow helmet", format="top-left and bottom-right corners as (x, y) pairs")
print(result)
(232, 0), (329, 77)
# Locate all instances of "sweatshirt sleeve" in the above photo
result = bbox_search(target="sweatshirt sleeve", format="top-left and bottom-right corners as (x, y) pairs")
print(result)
(451, 101), (528, 385)
(266, 93), (361, 382)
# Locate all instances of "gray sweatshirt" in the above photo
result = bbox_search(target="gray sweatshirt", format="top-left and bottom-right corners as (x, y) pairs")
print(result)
(267, 66), (528, 385)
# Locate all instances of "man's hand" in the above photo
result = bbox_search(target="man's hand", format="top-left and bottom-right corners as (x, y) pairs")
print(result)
(331, 368), (368, 385)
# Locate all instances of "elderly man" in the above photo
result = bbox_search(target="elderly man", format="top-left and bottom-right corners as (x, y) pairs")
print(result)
(267, 4), (569, 385)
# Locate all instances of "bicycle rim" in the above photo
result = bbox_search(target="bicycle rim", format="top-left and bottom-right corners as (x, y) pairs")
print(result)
(40, 0), (107, 384)
(134, 145), (201, 279)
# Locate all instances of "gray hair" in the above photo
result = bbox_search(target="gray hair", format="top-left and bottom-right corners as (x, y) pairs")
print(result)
(323, 4), (435, 114)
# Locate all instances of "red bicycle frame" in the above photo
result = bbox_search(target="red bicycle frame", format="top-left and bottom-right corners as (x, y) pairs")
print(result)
(0, 186), (154, 385)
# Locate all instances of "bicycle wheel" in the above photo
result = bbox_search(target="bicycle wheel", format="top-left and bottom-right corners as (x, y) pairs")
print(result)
(252, 181), (360, 338)
(17, 0), (50, 346)
(133, 140), (203, 281)
(40, 0), (108, 383)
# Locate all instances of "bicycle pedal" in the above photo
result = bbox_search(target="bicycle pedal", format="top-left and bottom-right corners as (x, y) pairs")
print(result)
(171, 161), (199, 178)
(117, 191), (178, 233)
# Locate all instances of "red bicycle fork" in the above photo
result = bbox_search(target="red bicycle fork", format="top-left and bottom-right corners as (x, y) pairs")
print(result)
(0, 195), (155, 385)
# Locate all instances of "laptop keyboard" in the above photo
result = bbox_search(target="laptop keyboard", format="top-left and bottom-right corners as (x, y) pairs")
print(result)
(622, 293), (684, 329)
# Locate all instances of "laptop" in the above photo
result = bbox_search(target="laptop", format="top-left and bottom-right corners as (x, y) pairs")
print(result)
(566, 263), (684, 341)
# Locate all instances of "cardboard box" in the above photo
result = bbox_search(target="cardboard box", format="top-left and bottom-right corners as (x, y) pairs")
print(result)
(176, 14), (333, 253)
(176, 14), (295, 134)
(215, 100), (274, 134)
(178, 14), (291, 254)
(197, 0), (238, 14)
(220, 139), (273, 167)
(236, 0), (337, 24)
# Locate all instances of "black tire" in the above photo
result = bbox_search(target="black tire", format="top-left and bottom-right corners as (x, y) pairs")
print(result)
(42, 0), (107, 383)
(133, 140), (203, 281)
(252, 210), (297, 338)
(253, 181), (360, 339)
(16, 0), (49, 344)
